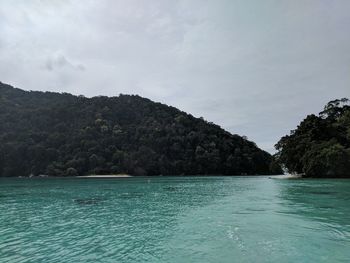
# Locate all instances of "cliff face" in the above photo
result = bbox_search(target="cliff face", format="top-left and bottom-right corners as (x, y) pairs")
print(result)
(0, 82), (281, 176)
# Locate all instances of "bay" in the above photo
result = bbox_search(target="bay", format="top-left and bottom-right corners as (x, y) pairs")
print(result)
(0, 177), (349, 263)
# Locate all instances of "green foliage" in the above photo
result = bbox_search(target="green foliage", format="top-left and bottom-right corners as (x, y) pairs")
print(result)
(0, 82), (281, 177)
(275, 98), (350, 177)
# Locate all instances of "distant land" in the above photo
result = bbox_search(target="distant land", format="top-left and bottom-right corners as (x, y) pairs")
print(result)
(0, 82), (281, 177)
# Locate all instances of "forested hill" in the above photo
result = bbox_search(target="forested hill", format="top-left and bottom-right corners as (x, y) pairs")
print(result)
(0, 82), (281, 177)
(276, 98), (350, 178)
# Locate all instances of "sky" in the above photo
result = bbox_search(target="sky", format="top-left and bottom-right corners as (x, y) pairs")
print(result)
(0, 0), (350, 153)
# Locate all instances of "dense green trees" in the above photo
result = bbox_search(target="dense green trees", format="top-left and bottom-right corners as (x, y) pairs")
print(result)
(0, 82), (281, 177)
(275, 98), (350, 177)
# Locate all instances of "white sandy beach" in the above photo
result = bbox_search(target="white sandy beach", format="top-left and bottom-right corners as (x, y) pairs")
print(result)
(269, 174), (303, 179)
(77, 174), (132, 178)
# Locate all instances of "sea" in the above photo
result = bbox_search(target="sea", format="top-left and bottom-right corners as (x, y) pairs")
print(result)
(0, 176), (349, 263)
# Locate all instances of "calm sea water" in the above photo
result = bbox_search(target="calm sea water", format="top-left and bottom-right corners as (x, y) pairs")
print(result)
(0, 177), (350, 263)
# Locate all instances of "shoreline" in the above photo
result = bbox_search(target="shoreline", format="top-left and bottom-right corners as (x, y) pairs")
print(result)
(268, 174), (303, 179)
(76, 174), (132, 178)
(5, 174), (350, 179)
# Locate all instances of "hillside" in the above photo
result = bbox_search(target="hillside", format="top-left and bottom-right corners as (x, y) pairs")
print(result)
(276, 98), (350, 177)
(0, 82), (281, 177)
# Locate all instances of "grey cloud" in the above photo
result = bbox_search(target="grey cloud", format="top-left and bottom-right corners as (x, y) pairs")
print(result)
(0, 0), (349, 153)
(45, 53), (85, 71)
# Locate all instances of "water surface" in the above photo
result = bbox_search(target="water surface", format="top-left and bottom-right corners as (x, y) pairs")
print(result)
(1, 177), (350, 262)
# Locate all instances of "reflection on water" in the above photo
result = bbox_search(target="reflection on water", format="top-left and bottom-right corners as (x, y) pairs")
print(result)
(0, 177), (349, 263)
(275, 179), (350, 225)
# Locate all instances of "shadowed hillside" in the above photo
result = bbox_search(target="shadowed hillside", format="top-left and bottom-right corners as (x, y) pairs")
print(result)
(0, 82), (281, 177)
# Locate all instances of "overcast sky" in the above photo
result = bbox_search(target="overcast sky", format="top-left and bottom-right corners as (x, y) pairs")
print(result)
(1, 0), (349, 153)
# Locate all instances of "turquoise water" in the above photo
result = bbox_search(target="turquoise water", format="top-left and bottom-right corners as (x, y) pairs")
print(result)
(0, 177), (350, 263)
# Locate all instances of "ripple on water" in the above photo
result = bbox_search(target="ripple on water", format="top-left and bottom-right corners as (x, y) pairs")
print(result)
(0, 177), (350, 263)
(73, 197), (106, 205)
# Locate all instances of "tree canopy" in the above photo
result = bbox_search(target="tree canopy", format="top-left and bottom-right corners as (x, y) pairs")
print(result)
(0, 82), (281, 177)
(275, 98), (350, 177)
